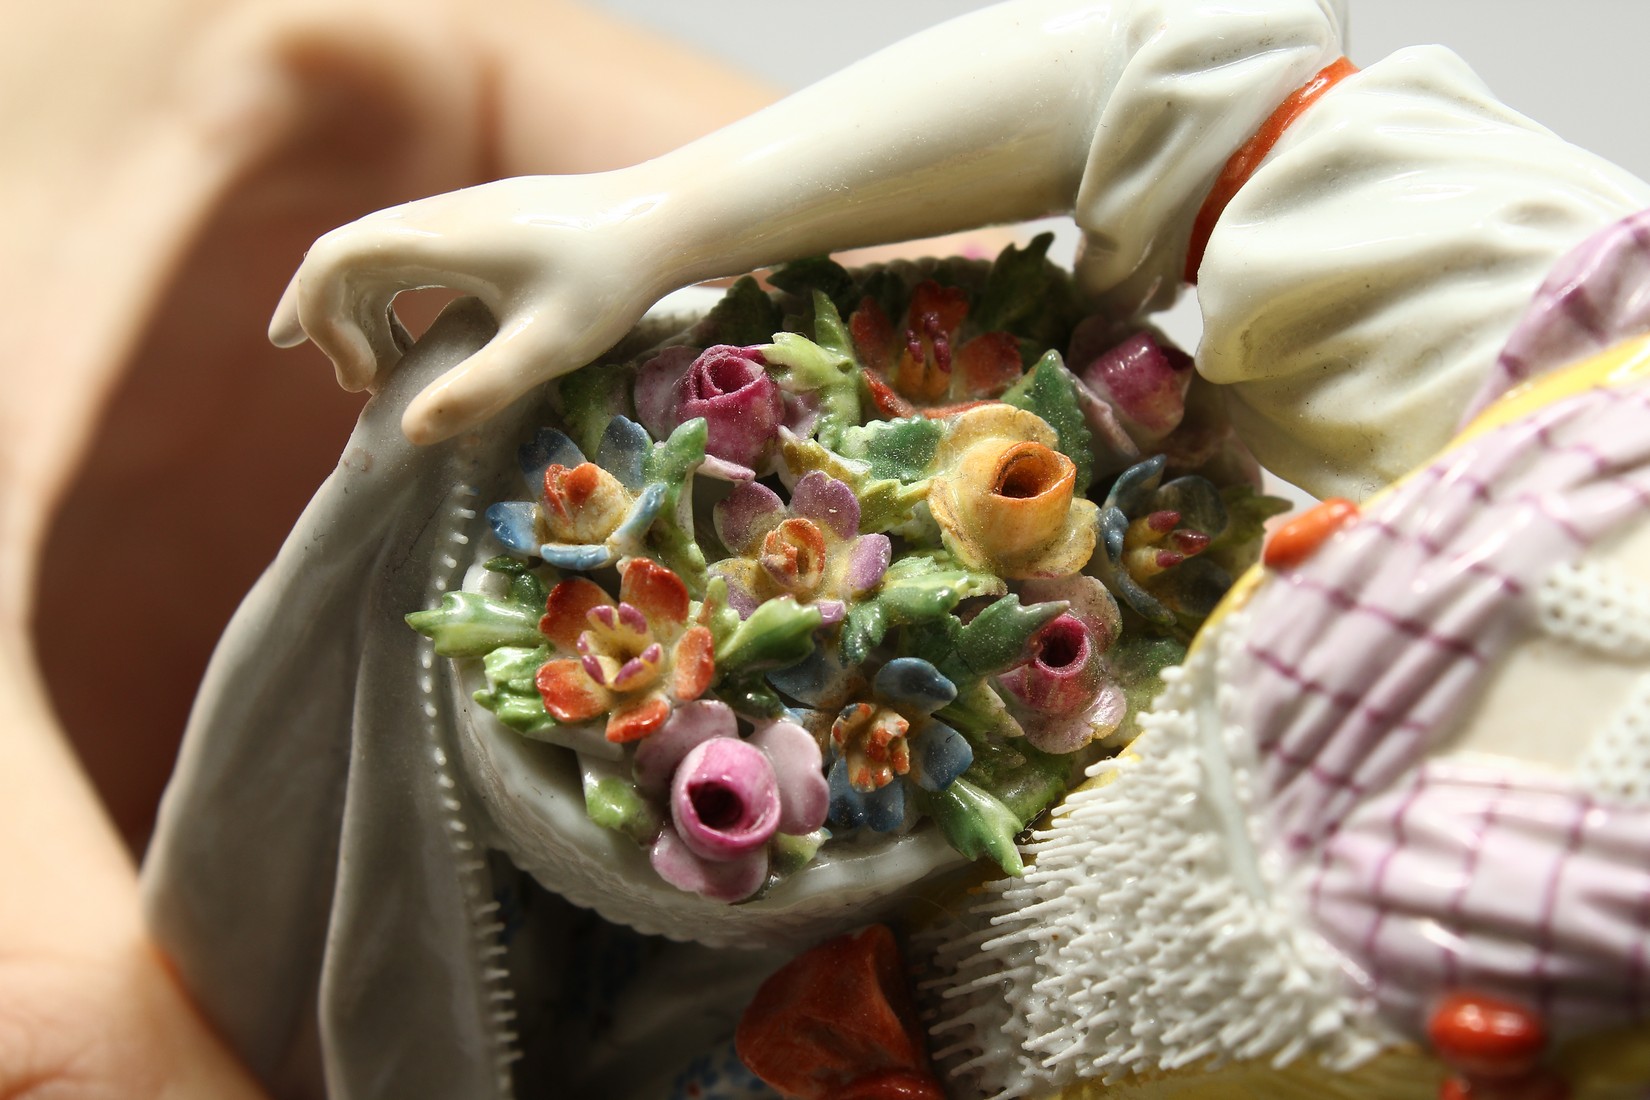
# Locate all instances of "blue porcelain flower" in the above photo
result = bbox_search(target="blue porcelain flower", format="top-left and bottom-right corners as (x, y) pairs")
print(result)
(771, 652), (972, 833)
(1094, 454), (1230, 628)
(487, 417), (666, 571)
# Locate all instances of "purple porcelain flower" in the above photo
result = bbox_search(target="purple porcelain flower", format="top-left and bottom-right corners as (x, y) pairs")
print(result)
(637, 345), (785, 475)
(710, 472), (891, 625)
(634, 700), (828, 902)
(996, 576), (1126, 754)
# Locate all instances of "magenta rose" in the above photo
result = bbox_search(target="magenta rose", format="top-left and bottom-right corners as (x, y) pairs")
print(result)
(637, 344), (784, 474)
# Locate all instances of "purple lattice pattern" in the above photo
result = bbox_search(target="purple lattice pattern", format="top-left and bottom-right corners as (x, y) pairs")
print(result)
(1313, 759), (1650, 1039)
(1232, 380), (1650, 1039)
(1465, 208), (1650, 422)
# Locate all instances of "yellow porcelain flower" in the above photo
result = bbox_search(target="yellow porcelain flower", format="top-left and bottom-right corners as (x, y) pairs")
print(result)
(928, 404), (1098, 579)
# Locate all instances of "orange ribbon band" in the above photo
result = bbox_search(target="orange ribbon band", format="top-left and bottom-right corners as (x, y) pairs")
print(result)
(1183, 56), (1358, 285)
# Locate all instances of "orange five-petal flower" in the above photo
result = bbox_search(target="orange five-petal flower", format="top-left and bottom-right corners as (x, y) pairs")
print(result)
(850, 280), (1023, 419)
(534, 558), (715, 743)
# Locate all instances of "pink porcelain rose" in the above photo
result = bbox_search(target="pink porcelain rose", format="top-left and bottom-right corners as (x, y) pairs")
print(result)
(636, 344), (787, 475)
(634, 700), (829, 902)
(996, 576), (1126, 754)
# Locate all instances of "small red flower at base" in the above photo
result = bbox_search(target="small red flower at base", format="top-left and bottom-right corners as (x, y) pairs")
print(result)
(735, 925), (942, 1100)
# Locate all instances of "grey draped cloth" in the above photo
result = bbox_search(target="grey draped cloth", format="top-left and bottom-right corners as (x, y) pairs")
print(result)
(143, 301), (524, 1100)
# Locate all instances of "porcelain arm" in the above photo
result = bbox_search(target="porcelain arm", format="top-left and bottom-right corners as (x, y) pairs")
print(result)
(271, 0), (1132, 443)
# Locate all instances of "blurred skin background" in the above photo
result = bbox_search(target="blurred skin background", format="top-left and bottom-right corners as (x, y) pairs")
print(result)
(2, 0), (1646, 1095)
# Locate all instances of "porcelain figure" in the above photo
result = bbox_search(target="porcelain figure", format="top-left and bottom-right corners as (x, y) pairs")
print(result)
(143, 2), (1650, 1098)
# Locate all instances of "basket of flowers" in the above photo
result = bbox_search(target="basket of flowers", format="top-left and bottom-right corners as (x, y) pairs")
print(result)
(405, 237), (1287, 948)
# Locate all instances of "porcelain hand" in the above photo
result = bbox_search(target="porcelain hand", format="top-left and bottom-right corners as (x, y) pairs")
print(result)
(269, 172), (671, 444)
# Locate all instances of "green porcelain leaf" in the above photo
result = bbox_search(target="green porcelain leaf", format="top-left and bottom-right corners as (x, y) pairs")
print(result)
(713, 675), (788, 719)
(935, 680), (1024, 742)
(973, 232), (1057, 332)
(807, 290), (857, 361)
(643, 418), (709, 593)
(481, 643), (548, 685)
(472, 645), (558, 736)
(406, 593), (545, 657)
(1108, 633), (1188, 745)
(769, 829), (830, 877)
(960, 732), (1071, 826)
(761, 328), (861, 445)
(1002, 350), (1094, 488)
(696, 576), (742, 651)
(1206, 484), (1294, 576)
(951, 594), (1069, 681)
(692, 275), (783, 348)
(779, 434), (929, 535)
(768, 256), (860, 321)
(483, 556), (550, 609)
(915, 777), (1025, 877)
(971, 232), (1081, 349)
(473, 690), (559, 737)
(582, 773), (660, 845)
(835, 415), (944, 484)
(715, 596), (823, 675)
(556, 361), (637, 460)
(839, 553), (1004, 666)
(644, 416), (707, 485)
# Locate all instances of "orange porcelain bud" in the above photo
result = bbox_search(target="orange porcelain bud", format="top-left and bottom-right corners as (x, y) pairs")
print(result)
(1262, 497), (1359, 570)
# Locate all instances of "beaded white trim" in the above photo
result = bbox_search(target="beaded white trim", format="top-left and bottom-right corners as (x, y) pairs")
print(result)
(1536, 560), (1650, 804)
(1576, 674), (1650, 803)
(1536, 560), (1650, 659)
(919, 613), (1388, 1097)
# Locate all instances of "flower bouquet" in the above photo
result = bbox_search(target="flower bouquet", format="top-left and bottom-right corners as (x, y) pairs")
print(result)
(407, 237), (1287, 945)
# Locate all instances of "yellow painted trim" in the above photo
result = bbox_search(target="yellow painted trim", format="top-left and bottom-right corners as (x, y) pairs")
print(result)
(1452, 331), (1650, 446)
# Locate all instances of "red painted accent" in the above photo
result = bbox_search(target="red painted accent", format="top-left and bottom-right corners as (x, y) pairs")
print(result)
(1262, 497), (1359, 570)
(1440, 1078), (1472, 1100)
(862, 369), (917, 419)
(850, 298), (895, 376)
(538, 577), (610, 651)
(956, 331), (1024, 398)
(534, 658), (608, 722)
(1437, 1075), (1570, 1100)
(735, 925), (942, 1100)
(1184, 57), (1358, 284)
(1428, 993), (1547, 1076)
